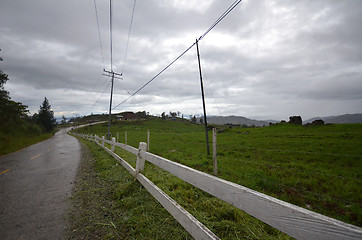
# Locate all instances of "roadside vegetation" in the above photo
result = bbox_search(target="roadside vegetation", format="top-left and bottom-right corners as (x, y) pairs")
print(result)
(72, 118), (362, 238)
(68, 136), (290, 239)
(66, 138), (193, 239)
(0, 50), (56, 155)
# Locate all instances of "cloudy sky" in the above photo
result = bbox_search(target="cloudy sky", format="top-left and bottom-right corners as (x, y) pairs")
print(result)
(1, 0), (361, 121)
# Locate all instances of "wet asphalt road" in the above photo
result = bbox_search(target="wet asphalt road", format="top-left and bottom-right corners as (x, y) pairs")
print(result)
(0, 129), (81, 240)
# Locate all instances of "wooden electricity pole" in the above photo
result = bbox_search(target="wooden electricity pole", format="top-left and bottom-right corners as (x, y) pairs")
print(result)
(196, 39), (210, 155)
(103, 69), (122, 140)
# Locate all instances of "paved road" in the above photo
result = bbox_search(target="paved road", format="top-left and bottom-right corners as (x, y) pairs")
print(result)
(0, 129), (81, 240)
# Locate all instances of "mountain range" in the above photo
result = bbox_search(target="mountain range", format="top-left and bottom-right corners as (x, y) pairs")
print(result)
(304, 113), (362, 124)
(205, 113), (362, 126)
(206, 115), (269, 127)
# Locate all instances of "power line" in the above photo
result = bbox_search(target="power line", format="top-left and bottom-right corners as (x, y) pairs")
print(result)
(198, 0), (242, 41)
(93, 0), (105, 68)
(112, 0), (243, 110)
(114, 79), (132, 95)
(109, 0), (113, 71)
(121, 0), (137, 74)
(112, 42), (196, 109)
(203, 67), (222, 116)
(92, 80), (111, 107)
(84, 73), (104, 107)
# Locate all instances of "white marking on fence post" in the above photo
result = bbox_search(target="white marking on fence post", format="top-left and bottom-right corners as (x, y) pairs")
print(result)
(111, 137), (116, 152)
(147, 129), (150, 151)
(125, 131), (127, 145)
(135, 142), (147, 177)
(213, 128), (217, 176)
(102, 136), (105, 147)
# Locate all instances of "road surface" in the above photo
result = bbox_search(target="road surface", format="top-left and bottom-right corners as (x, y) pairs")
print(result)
(0, 129), (81, 240)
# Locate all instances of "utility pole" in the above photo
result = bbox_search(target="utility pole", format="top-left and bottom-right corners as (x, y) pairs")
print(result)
(103, 69), (122, 140)
(102, 0), (122, 140)
(196, 39), (210, 155)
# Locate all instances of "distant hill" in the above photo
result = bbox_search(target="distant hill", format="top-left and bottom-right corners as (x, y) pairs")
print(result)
(304, 113), (362, 124)
(206, 115), (269, 127)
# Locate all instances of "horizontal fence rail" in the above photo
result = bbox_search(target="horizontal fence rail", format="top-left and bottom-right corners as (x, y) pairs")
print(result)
(74, 133), (362, 240)
(78, 133), (219, 240)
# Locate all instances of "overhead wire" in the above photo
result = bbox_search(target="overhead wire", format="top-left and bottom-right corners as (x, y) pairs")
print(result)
(93, 0), (105, 68)
(109, 0), (113, 71)
(121, 0), (137, 74)
(203, 69), (222, 116)
(92, 80), (112, 107)
(114, 79), (132, 95)
(112, 0), (243, 110)
(198, 0), (242, 41)
(112, 42), (196, 109)
(84, 73), (104, 107)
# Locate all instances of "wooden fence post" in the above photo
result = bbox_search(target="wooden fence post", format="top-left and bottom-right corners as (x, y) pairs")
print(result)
(102, 136), (105, 147)
(117, 131), (119, 142)
(135, 142), (147, 177)
(147, 129), (150, 151)
(125, 131), (128, 145)
(111, 137), (116, 152)
(213, 128), (218, 176)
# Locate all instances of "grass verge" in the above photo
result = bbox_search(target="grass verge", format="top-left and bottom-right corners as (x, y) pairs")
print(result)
(0, 131), (55, 156)
(67, 136), (292, 239)
(66, 138), (193, 239)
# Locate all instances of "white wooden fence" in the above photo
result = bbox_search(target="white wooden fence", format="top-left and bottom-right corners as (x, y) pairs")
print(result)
(74, 133), (362, 240)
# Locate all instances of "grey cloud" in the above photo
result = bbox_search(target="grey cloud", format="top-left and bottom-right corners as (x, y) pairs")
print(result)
(1, 0), (361, 119)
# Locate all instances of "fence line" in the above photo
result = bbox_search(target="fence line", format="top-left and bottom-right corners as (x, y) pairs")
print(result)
(84, 134), (219, 240)
(75, 133), (362, 240)
(89, 130), (360, 204)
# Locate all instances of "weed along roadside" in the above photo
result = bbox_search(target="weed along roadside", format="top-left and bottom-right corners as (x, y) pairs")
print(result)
(69, 134), (290, 240)
(66, 138), (193, 239)
(70, 120), (362, 239)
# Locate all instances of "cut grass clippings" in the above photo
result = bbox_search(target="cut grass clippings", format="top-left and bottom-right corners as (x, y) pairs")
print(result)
(66, 138), (193, 240)
(67, 135), (292, 239)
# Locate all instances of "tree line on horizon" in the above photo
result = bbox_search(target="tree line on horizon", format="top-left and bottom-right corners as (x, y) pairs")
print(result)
(0, 50), (56, 136)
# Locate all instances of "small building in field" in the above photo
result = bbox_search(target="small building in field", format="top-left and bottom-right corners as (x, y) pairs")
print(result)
(116, 112), (138, 121)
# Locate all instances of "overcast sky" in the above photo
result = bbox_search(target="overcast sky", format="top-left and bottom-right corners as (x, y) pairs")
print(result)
(1, 0), (361, 121)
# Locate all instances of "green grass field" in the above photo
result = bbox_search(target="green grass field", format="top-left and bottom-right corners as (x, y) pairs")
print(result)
(70, 134), (291, 239)
(0, 130), (54, 156)
(74, 118), (362, 234)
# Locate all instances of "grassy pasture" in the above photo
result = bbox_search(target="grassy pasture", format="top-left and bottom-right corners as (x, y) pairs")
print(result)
(0, 130), (54, 155)
(75, 118), (362, 233)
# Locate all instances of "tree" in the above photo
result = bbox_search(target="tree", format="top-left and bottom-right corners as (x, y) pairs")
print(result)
(61, 115), (67, 125)
(38, 97), (56, 132)
(191, 115), (197, 123)
(0, 51), (28, 129)
(0, 49), (9, 101)
(169, 111), (177, 119)
(136, 111), (147, 119)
